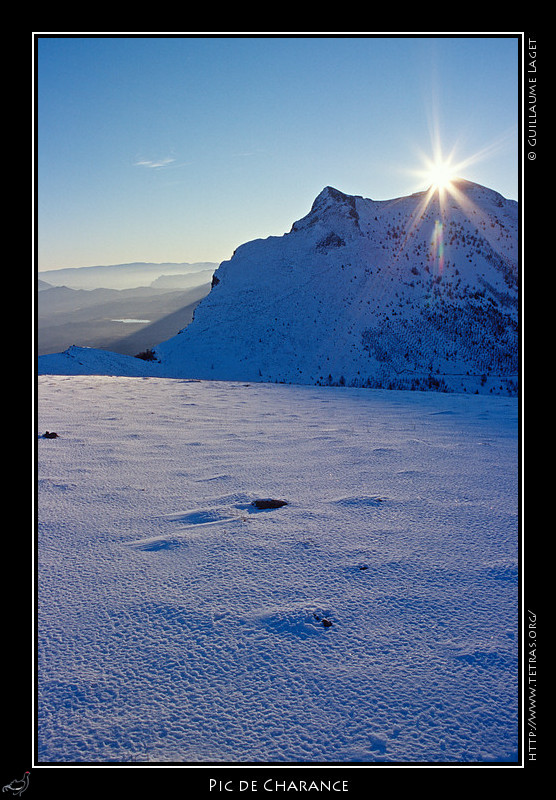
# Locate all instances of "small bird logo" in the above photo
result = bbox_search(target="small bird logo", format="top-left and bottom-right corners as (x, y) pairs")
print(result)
(2, 773), (30, 797)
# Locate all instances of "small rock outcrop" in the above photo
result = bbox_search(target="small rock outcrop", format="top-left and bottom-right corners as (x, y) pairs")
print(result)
(251, 499), (288, 510)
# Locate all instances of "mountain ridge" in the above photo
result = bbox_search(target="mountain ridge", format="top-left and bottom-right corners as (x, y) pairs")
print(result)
(152, 180), (518, 394)
(39, 181), (519, 395)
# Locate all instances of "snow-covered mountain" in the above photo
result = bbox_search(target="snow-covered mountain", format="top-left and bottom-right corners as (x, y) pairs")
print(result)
(39, 181), (519, 394)
(155, 181), (519, 393)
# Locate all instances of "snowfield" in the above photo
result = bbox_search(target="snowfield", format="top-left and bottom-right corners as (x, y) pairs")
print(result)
(36, 374), (519, 764)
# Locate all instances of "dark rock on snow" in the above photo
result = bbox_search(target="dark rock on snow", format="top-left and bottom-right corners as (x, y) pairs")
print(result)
(251, 499), (288, 509)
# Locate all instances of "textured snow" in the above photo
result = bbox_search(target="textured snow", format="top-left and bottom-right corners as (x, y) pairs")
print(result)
(37, 374), (519, 764)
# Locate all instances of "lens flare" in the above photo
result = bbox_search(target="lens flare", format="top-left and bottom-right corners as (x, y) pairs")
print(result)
(430, 218), (445, 275)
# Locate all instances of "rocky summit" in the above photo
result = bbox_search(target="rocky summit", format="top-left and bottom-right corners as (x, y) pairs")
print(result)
(153, 181), (518, 395)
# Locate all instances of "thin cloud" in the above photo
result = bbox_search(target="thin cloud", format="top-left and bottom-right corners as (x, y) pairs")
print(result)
(134, 156), (177, 169)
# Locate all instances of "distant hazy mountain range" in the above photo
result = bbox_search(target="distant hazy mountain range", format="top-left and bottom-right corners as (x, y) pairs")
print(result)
(38, 261), (217, 290)
(37, 263), (216, 356)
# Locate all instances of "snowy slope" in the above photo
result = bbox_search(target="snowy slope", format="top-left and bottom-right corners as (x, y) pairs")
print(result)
(151, 182), (518, 394)
(37, 345), (160, 376)
(37, 375), (519, 764)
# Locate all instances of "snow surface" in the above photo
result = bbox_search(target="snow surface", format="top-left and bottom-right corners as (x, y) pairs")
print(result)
(37, 374), (519, 764)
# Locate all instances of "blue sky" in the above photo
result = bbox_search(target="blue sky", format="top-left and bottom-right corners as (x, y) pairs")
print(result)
(36, 35), (520, 271)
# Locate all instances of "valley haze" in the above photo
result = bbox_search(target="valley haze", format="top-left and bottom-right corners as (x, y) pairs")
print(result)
(37, 262), (216, 357)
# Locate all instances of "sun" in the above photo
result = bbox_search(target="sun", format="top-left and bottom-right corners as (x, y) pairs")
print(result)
(425, 158), (458, 192)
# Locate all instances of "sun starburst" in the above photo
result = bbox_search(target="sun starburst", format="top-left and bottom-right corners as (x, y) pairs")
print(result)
(412, 140), (466, 197)
(388, 141), (479, 276)
(424, 158), (458, 192)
